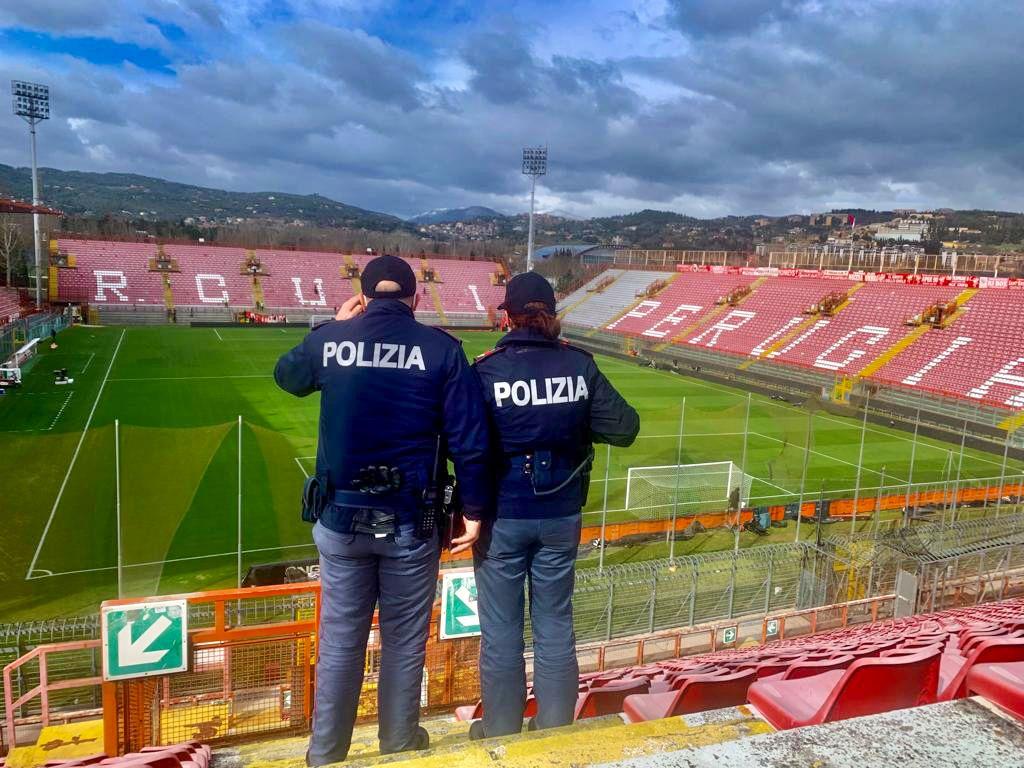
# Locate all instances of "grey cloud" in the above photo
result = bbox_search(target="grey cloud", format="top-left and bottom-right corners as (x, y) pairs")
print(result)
(666, 0), (807, 38)
(3, 1), (1024, 219)
(282, 22), (424, 110)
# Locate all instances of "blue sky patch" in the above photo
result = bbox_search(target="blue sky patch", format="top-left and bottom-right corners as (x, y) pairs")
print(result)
(0, 28), (176, 75)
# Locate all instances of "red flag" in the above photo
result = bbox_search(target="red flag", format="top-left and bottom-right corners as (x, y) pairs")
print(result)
(847, 214), (856, 227)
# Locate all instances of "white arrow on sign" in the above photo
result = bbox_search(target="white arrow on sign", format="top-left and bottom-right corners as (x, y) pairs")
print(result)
(454, 583), (480, 627)
(118, 615), (172, 667)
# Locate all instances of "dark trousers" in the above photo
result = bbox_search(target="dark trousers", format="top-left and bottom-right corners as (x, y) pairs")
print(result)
(472, 514), (581, 737)
(309, 521), (439, 765)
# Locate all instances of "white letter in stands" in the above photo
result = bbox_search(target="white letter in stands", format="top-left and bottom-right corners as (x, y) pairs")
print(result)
(769, 319), (829, 358)
(467, 285), (485, 311)
(751, 316), (804, 357)
(813, 326), (890, 372)
(967, 357), (1024, 407)
(606, 300), (661, 331)
(641, 303), (703, 338)
(901, 336), (972, 386)
(94, 270), (129, 302)
(687, 310), (756, 348)
(196, 274), (229, 304)
(292, 277), (327, 306)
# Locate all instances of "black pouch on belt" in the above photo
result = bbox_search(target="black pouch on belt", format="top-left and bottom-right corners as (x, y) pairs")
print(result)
(301, 475), (326, 524)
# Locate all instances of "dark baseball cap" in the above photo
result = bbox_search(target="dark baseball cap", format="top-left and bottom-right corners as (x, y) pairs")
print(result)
(361, 255), (417, 299)
(498, 271), (556, 314)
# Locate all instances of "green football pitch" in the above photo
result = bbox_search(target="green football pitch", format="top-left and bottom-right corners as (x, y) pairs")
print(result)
(2, 324), (1021, 621)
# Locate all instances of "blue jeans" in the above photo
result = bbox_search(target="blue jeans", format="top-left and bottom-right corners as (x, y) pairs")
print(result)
(309, 521), (439, 765)
(472, 514), (581, 737)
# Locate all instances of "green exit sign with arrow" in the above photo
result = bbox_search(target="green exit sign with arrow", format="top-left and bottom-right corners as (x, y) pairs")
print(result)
(101, 599), (188, 681)
(439, 571), (480, 640)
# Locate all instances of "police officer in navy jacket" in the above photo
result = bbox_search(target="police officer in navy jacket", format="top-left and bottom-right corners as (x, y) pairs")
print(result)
(470, 271), (640, 738)
(275, 255), (490, 765)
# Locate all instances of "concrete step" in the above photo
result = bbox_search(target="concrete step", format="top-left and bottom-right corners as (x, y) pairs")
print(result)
(218, 706), (769, 768)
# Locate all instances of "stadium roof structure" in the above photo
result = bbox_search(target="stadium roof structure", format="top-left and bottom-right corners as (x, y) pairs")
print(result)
(0, 196), (62, 215)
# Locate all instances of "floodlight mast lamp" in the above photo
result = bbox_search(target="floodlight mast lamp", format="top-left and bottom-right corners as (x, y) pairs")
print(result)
(12, 80), (50, 309)
(522, 146), (547, 272)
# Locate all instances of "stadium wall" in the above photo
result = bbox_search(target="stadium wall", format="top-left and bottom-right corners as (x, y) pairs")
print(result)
(563, 326), (1024, 455)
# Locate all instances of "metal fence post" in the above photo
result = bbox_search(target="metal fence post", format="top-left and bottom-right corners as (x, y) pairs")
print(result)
(605, 581), (614, 641)
(795, 410), (813, 543)
(689, 562), (698, 626)
(669, 398), (686, 561)
(598, 443), (611, 573)
(648, 573), (657, 633)
(850, 390), (870, 535)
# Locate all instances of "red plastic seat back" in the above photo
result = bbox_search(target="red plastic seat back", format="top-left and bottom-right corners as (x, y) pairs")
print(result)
(946, 638), (1024, 699)
(824, 649), (941, 723)
(673, 670), (755, 716)
(782, 654), (854, 680)
(575, 680), (649, 719)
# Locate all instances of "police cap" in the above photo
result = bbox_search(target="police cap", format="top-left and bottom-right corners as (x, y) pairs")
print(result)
(498, 270), (556, 314)
(361, 255), (417, 299)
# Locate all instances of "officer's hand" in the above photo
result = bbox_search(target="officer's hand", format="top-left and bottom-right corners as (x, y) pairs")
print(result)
(449, 519), (482, 555)
(336, 294), (365, 321)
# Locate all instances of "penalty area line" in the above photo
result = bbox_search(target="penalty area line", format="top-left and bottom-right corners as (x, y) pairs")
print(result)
(26, 328), (126, 581)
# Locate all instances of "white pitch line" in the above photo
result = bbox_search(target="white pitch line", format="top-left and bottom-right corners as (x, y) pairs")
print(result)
(27, 328), (126, 580)
(751, 431), (909, 484)
(214, 328), (224, 341)
(601, 356), (1019, 472)
(294, 456), (310, 478)
(80, 352), (95, 373)
(27, 541), (317, 579)
(108, 374), (273, 382)
(47, 391), (74, 431)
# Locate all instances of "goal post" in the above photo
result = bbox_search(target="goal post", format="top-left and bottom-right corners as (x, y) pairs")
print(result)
(624, 461), (754, 519)
(309, 314), (336, 329)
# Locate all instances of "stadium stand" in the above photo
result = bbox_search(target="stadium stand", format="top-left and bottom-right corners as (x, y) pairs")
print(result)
(426, 259), (505, 314)
(0, 287), (20, 325)
(560, 270), (675, 329)
(55, 240), (165, 305)
(50, 239), (506, 319)
(163, 245), (257, 308)
(605, 272), (755, 340)
(683, 276), (843, 357)
(872, 289), (1024, 407)
(770, 282), (960, 374)
(451, 598), (1024, 730)
(255, 249), (364, 310)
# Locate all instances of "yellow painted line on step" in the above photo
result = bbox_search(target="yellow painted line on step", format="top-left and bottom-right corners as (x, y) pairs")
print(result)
(998, 411), (1024, 434)
(856, 323), (931, 378)
(5, 719), (105, 768)
(370, 709), (772, 768)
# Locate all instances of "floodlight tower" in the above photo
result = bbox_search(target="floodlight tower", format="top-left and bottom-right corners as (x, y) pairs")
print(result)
(521, 146), (547, 272)
(12, 80), (50, 308)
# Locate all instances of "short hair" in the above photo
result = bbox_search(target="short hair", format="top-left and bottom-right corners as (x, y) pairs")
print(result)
(371, 279), (403, 295)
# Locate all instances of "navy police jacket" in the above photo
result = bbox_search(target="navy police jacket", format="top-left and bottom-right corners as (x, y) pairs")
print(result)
(473, 328), (640, 519)
(274, 299), (490, 520)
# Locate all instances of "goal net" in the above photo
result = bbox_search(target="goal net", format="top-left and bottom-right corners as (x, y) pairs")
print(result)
(309, 314), (336, 329)
(624, 461), (754, 519)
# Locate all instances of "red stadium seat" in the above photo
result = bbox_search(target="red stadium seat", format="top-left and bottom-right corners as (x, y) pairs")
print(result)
(622, 669), (756, 723)
(454, 696), (537, 722)
(967, 661), (1024, 720)
(746, 648), (941, 730)
(938, 638), (1024, 700)
(574, 679), (649, 720)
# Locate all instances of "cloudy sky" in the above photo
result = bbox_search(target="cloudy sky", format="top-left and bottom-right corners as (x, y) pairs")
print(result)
(1, 0), (1022, 219)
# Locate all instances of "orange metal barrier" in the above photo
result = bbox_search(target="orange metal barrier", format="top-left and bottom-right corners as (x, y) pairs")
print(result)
(3, 640), (103, 751)
(95, 587), (896, 754)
